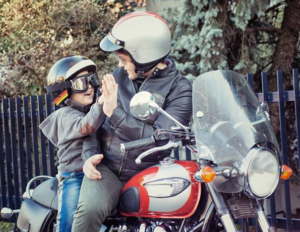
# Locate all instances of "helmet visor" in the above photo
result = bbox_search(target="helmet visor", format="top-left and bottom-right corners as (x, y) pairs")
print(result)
(100, 32), (124, 52)
(71, 73), (100, 92)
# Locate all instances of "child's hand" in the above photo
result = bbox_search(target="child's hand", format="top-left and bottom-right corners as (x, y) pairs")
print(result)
(97, 94), (104, 105)
(102, 74), (118, 117)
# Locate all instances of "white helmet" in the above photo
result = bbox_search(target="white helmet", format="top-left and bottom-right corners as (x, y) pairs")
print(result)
(100, 12), (171, 73)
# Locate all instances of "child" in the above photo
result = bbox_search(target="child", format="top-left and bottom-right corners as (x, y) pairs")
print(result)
(39, 55), (109, 232)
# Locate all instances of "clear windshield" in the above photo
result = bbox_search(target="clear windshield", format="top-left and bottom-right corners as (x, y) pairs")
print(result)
(193, 70), (279, 166)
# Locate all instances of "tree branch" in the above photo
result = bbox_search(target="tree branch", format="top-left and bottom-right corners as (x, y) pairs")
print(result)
(246, 26), (283, 34)
(266, 2), (286, 14)
(257, 40), (278, 44)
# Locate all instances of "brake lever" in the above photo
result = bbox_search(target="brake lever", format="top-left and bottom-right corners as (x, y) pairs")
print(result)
(155, 129), (194, 140)
(135, 141), (181, 164)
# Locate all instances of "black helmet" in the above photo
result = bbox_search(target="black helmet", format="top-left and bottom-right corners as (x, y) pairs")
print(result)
(45, 56), (100, 106)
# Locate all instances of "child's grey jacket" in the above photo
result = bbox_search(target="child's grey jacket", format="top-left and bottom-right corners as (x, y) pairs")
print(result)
(39, 103), (105, 173)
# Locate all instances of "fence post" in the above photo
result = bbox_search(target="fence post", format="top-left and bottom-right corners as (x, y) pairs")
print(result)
(0, 99), (7, 207)
(38, 95), (47, 175)
(23, 96), (33, 181)
(277, 70), (292, 231)
(293, 69), (300, 190)
(31, 96), (40, 179)
(16, 98), (26, 194)
(9, 98), (21, 208)
(3, 99), (13, 208)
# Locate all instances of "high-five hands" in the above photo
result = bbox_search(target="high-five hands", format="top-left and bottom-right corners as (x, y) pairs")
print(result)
(84, 75), (117, 180)
(101, 74), (118, 117)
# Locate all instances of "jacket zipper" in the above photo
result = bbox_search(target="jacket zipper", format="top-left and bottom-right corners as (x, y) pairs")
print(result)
(139, 75), (152, 91)
(118, 151), (127, 176)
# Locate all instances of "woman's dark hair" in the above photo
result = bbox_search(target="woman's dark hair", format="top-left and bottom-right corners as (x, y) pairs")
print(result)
(115, 49), (132, 61)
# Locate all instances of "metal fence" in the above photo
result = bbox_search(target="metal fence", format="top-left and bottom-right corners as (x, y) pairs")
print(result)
(0, 70), (300, 231)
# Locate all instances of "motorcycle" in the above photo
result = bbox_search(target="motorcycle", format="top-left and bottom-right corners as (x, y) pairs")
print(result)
(1, 70), (293, 232)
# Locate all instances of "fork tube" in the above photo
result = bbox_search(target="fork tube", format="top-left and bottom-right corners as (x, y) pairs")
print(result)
(206, 183), (239, 232)
(256, 203), (273, 232)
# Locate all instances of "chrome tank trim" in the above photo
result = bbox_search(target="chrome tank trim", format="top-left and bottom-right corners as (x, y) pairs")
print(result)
(147, 163), (191, 212)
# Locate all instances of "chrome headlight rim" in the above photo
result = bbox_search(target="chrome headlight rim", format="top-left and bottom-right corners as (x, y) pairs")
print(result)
(241, 147), (280, 199)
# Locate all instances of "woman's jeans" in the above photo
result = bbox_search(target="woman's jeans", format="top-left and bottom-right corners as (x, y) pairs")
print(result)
(57, 172), (84, 232)
(72, 164), (123, 232)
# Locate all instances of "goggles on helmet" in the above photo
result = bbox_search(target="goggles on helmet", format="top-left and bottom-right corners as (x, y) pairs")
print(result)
(70, 73), (100, 93)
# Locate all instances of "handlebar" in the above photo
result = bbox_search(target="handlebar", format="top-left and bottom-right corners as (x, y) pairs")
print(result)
(120, 128), (194, 164)
(120, 137), (156, 152)
(135, 141), (180, 164)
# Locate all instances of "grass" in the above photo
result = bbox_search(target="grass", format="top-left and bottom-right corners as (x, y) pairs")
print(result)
(0, 221), (14, 232)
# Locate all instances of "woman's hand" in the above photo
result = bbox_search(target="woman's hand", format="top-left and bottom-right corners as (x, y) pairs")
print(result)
(83, 154), (103, 180)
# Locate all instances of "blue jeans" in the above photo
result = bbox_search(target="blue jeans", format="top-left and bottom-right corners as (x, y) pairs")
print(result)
(57, 172), (84, 232)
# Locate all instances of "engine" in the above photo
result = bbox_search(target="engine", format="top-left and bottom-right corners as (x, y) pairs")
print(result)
(106, 219), (195, 232)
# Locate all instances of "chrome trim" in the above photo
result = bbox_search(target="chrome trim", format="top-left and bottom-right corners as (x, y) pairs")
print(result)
(135, 141), (179, 164)
(201, 202), (215, 232)
(144, 177), (190, 198)
(1, 207), (20, 219)
(139, 222), (147, 232)
(26, 175), (53, 198)
(178, 218), (186, 232)
(257, 210), (271, 232)
(238, 147), (280, 199)
(151, 101), (190, 133)
(145, 178), (190, 186)
(220, 214), (239, 232)
(159, 157), (175, 165)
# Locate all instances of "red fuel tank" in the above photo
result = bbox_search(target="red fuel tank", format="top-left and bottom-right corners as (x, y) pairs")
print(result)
(119, 160), (201, 219)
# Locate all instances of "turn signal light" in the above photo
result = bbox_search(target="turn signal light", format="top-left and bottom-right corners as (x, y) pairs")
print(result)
(280, 165), (293, 180)
(200, 166), (216, 183)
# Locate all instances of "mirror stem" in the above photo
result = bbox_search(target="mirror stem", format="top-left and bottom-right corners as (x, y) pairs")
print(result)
(148, 100), (190, 138)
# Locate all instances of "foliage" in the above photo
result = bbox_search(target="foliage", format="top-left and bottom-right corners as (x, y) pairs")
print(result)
(0, 0), (119, 98)
(169, 0), (300, 185)
(170, 0), (292, 78)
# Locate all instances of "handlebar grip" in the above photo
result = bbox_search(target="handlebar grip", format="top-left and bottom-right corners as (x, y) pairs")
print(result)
(120, 137), (155, 152)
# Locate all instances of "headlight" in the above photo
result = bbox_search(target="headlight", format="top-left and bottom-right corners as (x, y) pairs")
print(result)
(144, 178), (190, 198)
(241, 148), (280, 199)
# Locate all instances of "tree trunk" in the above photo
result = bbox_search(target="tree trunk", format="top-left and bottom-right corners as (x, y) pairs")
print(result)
(268, 0), (300, 184)
(270, 0), (300, 89)
(268, 0), (300, 134)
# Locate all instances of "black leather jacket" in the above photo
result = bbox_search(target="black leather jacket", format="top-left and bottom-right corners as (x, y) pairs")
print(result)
(82, 60), (192, 180)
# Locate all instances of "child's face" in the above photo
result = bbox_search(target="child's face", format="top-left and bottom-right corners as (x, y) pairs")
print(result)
(70, 71), (94, 106)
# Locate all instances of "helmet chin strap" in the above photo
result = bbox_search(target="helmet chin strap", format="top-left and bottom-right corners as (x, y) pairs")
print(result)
(134, 55), (169, 79)
(135, 64), (165, 79)
(136, 70), (145, 79)
(135, 63), (157, 79)
(65, 99), (91, 114)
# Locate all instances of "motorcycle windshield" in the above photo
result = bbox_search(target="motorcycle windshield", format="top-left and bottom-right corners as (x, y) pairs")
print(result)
(193, 70), (279, 166)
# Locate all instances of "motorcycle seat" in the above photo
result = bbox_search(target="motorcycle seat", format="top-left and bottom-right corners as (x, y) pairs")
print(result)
(31, 177), (118, 216)
(32, 177), (58, 211)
